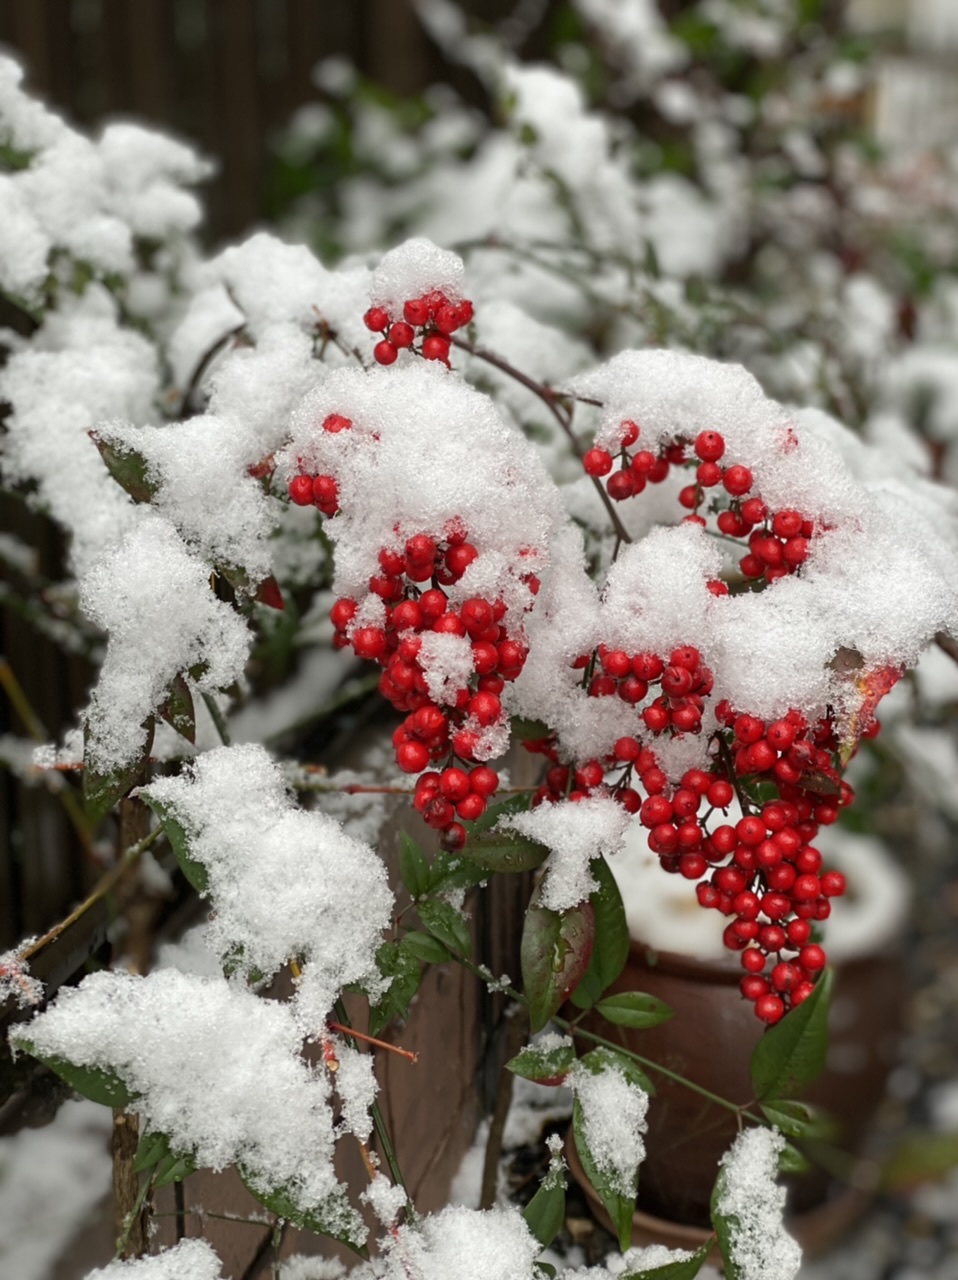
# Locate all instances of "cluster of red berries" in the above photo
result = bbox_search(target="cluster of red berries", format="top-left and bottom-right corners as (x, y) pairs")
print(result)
(579, 643), (715, 736)
(363, 290), (474, 368)
(286, 413), (353, 515)
(583, 427), (814, 585)
(329, 526), (534, 850)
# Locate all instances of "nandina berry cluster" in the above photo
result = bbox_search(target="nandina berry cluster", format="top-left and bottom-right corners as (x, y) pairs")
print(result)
(363, 290), (474, 368)
(583, 427), (813, 584)
(329, 526), (533, 850)
(580, 643), (715, 736)
(286, 413), (353, 515)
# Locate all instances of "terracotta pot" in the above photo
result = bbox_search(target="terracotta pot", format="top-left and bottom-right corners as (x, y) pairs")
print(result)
(576, 938), (905, 1230)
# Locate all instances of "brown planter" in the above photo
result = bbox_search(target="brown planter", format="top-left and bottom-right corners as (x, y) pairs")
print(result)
(576, 938), (905, 1231)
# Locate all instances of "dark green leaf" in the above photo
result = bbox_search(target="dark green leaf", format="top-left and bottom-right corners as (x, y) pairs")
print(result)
(622, 1240), (711, 1279)
(778, 1141), (810, 1174)
(710, 1167), (741, 1280)
(573, 1095), (634, 1251)
(461, 792), (532, 838)
(369, 941), (421, 1036)
(750, 969), (833, 1101)
(90, 434), (156, 503)
(157, 674), (196, 745)
(140, 793), (208, 893)
(507, 1040), (575, 1085)
(522, 1168), (566, 1247)
(568, 966), (603, 1011)
(133, 1130), (170, 1173)
(535, 1265), (556, 1279)
(760, 1099), (836, 1140)
(578, 1046), (655, 1097)
(521, 895), (595, 1032)
(595, 991), (674, 1030)
(424, 849), (487, 895)
(582, 856), (630, 993)
(510, 717), (551, 741)
(238, 1169), (368, 1257)
(398, 832), (430, 899)
(153, 1150), (197, 1188)
(14, 1040), (134, 1108)
(461, 829), (550, 874)
(83, 718), (154, 825)
(400, 931), (450, 965)
(417, 898), (472, 958)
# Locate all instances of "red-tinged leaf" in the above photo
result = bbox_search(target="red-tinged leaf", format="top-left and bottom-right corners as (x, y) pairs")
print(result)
(507, 1040), (575, 1085)
(522, 894), (595, 1032)
(90, 433), (155, 503)
(158, 673), (196, 744)
(256, 576), (285, 610)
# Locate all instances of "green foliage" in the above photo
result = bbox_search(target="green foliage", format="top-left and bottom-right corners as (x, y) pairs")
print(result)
(521, 894), (595, 1032)
(417, 898), (472, 958)
(369, 940), (422, 1035)
(238, 1169), (368, 1257)
(140, 792), (208, 893)
(14, 1039), (134, 1108)
(750, 969), (833, 1101)
(594, 991), (674, 1030)
(623, 1241), (712, 1279)
(522, 1159), (567, 1248)
(507, 1040), (576, 1085)
(83, 718), (155, 826)
(569, 856), (629, 1011)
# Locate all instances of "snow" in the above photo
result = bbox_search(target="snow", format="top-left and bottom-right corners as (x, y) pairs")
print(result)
(140, 743), (393, 1025)
(499, 797), (631, 911)
(357, 1204), (541, 1280)
(716, 1127), (802, 1280)
(570, 1060), (648, 1198)
(83, 1239), (225, 1280)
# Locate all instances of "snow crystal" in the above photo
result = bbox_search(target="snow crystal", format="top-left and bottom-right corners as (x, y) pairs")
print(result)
(570, 1061), (648, 1197)
(369, 1204), (541, 1280)
(81, 516), (251, 772)
(361, 1172), (409, 1227)
(499, 797), (630, 911)
(417, 631), (478, 707)
(18, 968), (362, 1239)
(83, 1239), (224, 1280)
(96, 123), (208, 242)
(716, 1127), (802, 1280)
(370, 236), (465, 311)
(140, 743), (392, 1025)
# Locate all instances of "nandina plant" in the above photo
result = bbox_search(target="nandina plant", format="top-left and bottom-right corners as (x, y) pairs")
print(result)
(3, 40), (958, 1280)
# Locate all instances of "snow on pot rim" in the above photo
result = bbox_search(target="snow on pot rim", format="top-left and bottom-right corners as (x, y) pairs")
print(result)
(610, 822), (910, 968)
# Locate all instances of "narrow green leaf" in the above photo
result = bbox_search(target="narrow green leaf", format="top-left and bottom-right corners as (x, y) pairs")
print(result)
(398, 832), (430, 899)
(90, 434), (156, 503)
(510, 717), (551, 741)
(507, 1041), (575, 1085)
(583, 856), (630, 993)
(83, 719), (154, 825)
(238, 1169), (368, 1257)
(462, 792), (532, 837)
(400, 931), (450, 965)
(622, 1239), (711, 1279)
(595, 991), (674, 1030)
(140, 793), (208, 893)
(417, 898), (472, 958)
(535, 1265), (557, 1279)
(424, 849), (487, 895)
(750, 968), (834, 1101)
(522, 1170), (566, 1247)
(573, 1096), (634, 1252)
(710, 1168), (741, 1280)
(133, 1131), (170, 1173)
(568, 966), (603, 1011)
(777, 1141), (810, 1174)
(153, 1150), (197, 1188)
(578, 1046), (655, 1097)
(369, 941), (421, 1036)
(760, 1099), (836, 1140)
(14, 1040), (134, 1109)
(157, 674), (196, 745)
(521, 896), (595, 1032)
(461, 829), (550, 874)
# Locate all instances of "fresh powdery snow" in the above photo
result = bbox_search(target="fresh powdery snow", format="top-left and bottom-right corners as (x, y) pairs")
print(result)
(17, 967), (364, 1242)
(352, 1205), (542, 1280)
(83, 1239), (225, 1280)
(570, 1061), (649, 1198)
(716, 1127), (802, 1280)
(140, 743), (393, 1025)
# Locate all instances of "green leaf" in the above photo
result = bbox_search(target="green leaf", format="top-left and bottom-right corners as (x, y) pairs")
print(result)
(153, 1150), (197, 1188)
(398, 832), (430, 899)
(568, 966), (603, 1011)
(573, 1084), (636, 1251)
(510, 717), (551, 741)
(622, 1240), (711, 1279)
(521, 895), (595, 1032)
(157, 674), (196, 744)
(461, 792), (532, 838)
(879, 1130), (958, 1192)
(595, 991), (674, 1030)
(424, 849), (487, 896)
(139, 793), (208, 893)
(522, 1167), (566, 1247)
(710, 1167), (741, 1280)
(750, 969), (833, 1101)
(238, 1169), (368, 1257)
(535, 1265), (556, 1279)
(417, 898), (472, 958)
(90, 433), (156, 503)
(133, 1130), (171, 1173)
(14, 1040), (134, 1109)
(583, 856), (630, 993)
(777, 1141), (810, 1174)
(579, 1046), (655, 1097)
(400, 931), (450, 965)
(461, 829), (550, 875)
(760, 1099), (836, 1141)
(83, 718), (154, 825)
(507, 1040), (575, 1085)
(369, 941), (421, 1036)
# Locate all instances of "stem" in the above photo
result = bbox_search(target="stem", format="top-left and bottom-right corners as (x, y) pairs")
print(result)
(202, 692), (231, 746)
(447, 334), (632, 548)
(327, 1021), (419, 1063)
(115, 1171), (152, 1258)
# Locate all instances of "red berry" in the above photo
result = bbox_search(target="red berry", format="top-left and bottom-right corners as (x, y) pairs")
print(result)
(352, 627), (387, 660)
(288, 474), (315, 506)
(740, 497), (767, 525)
(469, 766), (499, 798)
(741, 947), (766, 974)
(820, 870), (846, 897)
(707, 780), (734, 808)
(364, 306), (390, 332)
(607, 470), (635, 501)
(403, 297), (430, 326)
(583, 448), (613, 477)
(772, 509), (803, 539)
(446, 543), (479, 578)
(322, 413), (352, 433)
(723, 465), (753, 496)
(799, 944), (826, 971)
(439, 767), (471, 802)
(740, 975), (769, 1001)
(374, 340), (398, 365)
(388, 321), (415, 349)
(468, 691), (501, 726)
(694, 430), (726, 462)
(397, 740), (430, 773)
(696, 461), (723, 487)
(422, 334), (451, 362)
(754, 994), (785, 1024)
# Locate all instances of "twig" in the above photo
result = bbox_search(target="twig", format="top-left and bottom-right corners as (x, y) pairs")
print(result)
(202, 692), (232, 746)
(327, 1021), (419, 1063)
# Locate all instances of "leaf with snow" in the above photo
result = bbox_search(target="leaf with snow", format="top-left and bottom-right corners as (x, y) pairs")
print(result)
(750, 968), (833, 1102)
(710, 1127), (802, 1280)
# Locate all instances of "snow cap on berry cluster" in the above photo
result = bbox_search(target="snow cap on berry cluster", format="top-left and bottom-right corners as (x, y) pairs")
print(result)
(140, 743), (393, 1026)
(82, 1239), (225, 1280)
(17, 968), (364, 1242)
(499, 796), (631, 911)
(716, 1127), (802, 1280)
(81, 516), (251, 773)
(369, 236), (465, 313)
(357, 1204), (541, 1280)
(283, 364), (566, 615)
